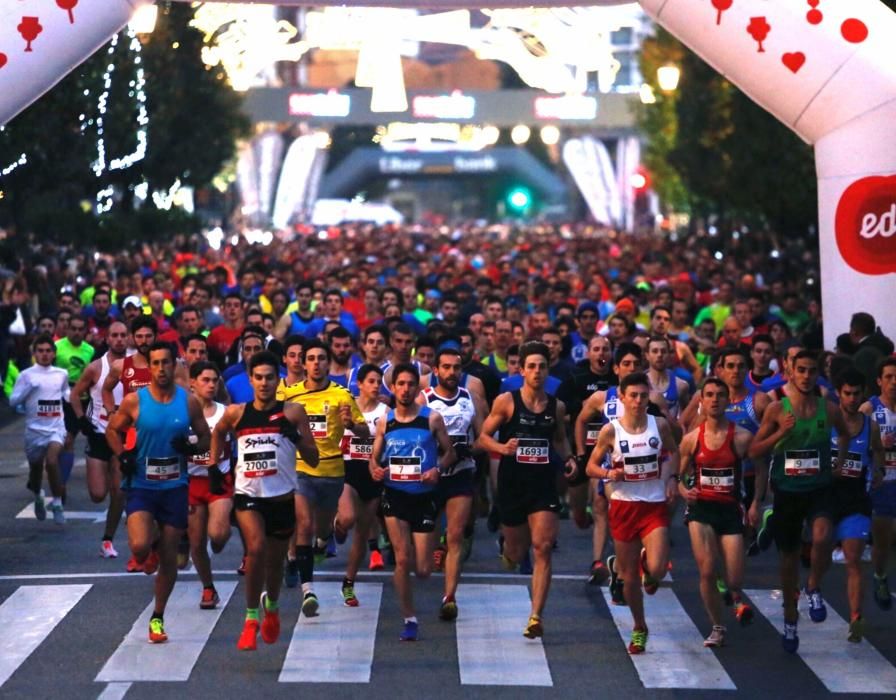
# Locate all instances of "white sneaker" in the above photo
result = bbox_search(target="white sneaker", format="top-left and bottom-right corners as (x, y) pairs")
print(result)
(101, 540), (119, 558)
(831, 548), (845, 564)
(50, 504), (65, 525)
(703, 625), (726, 648)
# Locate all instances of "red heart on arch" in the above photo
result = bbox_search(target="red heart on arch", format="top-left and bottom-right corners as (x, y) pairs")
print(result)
(0, 53), (7, 69)
(782, 52), (805, 73)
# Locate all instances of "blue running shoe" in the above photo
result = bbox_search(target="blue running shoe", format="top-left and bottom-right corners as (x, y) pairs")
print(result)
(325, 533), (337, 558)
(399, 620), (419, 641)
(782, 620), (799, 653)
(806, 587), (827, 623)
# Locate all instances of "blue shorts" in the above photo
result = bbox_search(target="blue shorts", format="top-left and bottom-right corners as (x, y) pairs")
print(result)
(871, 481), (896, 518)
(835, 513), (871, 542)
(126, 486), (188, 529)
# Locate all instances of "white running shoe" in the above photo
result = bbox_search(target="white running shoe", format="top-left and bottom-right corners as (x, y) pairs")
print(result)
(101, 540), (119, 558)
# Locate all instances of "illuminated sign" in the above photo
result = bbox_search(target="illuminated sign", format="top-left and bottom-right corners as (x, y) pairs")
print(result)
(412, 91), (476, 120)
(379, 156), (424, 174)
(289, 91), (351, 118)
(534, 95), (598, 121)
(453, 155), (497, 172)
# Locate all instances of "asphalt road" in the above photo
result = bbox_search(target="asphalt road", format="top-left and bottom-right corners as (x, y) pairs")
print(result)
(0, 414), (894, 700)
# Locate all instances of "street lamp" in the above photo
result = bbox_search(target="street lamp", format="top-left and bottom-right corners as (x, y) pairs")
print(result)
(657, 63), (681, 92)
(129, 4), (158, 35)
(510, 125), (531, 145)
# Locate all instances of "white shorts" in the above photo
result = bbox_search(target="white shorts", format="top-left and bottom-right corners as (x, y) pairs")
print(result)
(24, 430), (65, 464)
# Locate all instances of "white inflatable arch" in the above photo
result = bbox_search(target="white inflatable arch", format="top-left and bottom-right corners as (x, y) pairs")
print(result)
(1, 0), (894, 348)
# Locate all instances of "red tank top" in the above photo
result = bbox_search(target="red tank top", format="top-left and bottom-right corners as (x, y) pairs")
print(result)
(694, 422), (742, 505)
(121, 355), (152, 395)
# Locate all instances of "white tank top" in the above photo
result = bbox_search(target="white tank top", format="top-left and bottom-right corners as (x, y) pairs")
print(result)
(188, 402), (230, 476)
(341, 402), (387, 462)
(89, 353), (123, 432)
(609, 414), (665, 502)
(233, 403), (297, 498)
(422, 386), (477, 473)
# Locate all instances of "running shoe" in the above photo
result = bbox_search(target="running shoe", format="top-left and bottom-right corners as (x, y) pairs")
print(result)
(176, 535), (190, 570)
(640, 548), (659, 595)
(523, 614), (543, 639)
(500, 554), (517, 572)
(50, 504), (65, 525)
(717, 577), (733, 606)
(302, 592), (320, 617)
(831, 547), (845, 564)
(607, 555), (627, 606)
(33, 490), (46, 521)
(782, 620), (799, 653)
(433, 545), (446, 573)
(313, 542), (327, 565)
(200, 586), (220, 610)
(734, 601), (754, 626)
(148, 617), (168, 644)
(237, 556), (247, 576)
(237, 619), (259, 651)
(126, 555), (143, 573)
(587, 560), (609, 586)
(100, 540), (118, 559)
(342, 584), (359, 607)
(333, 517), (348, 545)
(260, 592), (280, 644)
(325, 533), (338, 558)
(703, 625), (726, 648)
(628, 628), (648, 655)
(847, 614), (864, 643)
(873, 575), (892, 611)
(284, 558), (299, 588)
(368, 550), (384, 571)
(142, 550), (160, 576)
(439, 596), (458, 622)
(757, 508), (774, 551)
(399, 620), (419, 642)
(519, 550), (533, 576)
(805, 587), (827, 623)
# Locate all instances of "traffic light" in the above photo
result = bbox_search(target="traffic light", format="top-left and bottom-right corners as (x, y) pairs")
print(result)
(505, 185), (533, 214)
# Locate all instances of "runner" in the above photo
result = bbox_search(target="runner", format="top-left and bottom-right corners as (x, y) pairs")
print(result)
(105, 342), (211, 644)
(860, 356), (896, 610)
(69, 320), (129, 555)
(832, 368), (885, 641)
(585, 372), (680, 654)
(749, 350), (850, 652)
(54, 314), (95, 492)
(476, 342), (578, 639)
(209, 350), (318, 651)
(419, 345), (483, 621)
(338, 363), (389, 606)
(186, 361), (233, 610)
(9, 334), (70, 524)
(746, 334), (776, 391)
(677, 377), (758, 647)
(370, 363), (455, 641)
(645, 336), (690, 419)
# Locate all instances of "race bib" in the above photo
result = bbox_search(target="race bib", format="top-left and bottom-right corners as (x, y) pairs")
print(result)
(699, 467), (735, 494)
(308, 414), (327, 439)
(145, 456), (181, 481)
(37, 399), (61, 418)
(622, 454), (659, 482)
(836, 451), (864, 479)
(516, 438), (549, 465)
(243, 450), (278, 478)
(784, 449), (820, 477)
(349, 437), (374, 461)
(191, 451), (211, 467)
(389, 455), (422, 482)
(884, 451), (896, 481)
(585, 422), (601, 447)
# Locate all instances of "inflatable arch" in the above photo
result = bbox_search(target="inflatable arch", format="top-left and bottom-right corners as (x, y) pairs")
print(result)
(1, 0), (894, 348)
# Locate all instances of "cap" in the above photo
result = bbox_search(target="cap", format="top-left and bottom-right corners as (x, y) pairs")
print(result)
(614, 298), (635, 315)
(122, 295), (141, 309)
(672, 272), (693, 286)
(576, 301), (599, 317)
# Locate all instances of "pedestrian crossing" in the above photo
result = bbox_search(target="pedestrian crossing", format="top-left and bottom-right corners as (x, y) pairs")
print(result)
(1, 581), (895, 694)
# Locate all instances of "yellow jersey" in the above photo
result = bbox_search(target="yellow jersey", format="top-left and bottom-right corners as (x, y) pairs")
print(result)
(284, 380), (364, 478)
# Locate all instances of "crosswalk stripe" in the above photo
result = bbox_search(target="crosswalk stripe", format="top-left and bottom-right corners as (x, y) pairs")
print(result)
(745, 588), (896, 694)
(0, 584), (92, 688)
(280, 582), (382, 683)
(95, 580), (237, 682)
(96, 682), (132, 700)
(603, 586), (736, 690)
(455, 583), (553, 686)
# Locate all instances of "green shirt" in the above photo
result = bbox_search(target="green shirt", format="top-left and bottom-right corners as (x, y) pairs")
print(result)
(55, 337), (95, 385)
(771, 396), (831, 492)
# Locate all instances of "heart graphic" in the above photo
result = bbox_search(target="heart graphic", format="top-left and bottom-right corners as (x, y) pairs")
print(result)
(835, 175), (896, 275)
(782, 52), (805, 73)
(0, 53), (7, 70)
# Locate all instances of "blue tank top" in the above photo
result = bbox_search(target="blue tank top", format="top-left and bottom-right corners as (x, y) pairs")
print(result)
(726, 389), (760, 476)
(382, 406), (438, 494)
(830, 415), (873, 514)
(133, 386), (190, 490)
(662, 371), (679, 407)
(288, 311), (315, 336)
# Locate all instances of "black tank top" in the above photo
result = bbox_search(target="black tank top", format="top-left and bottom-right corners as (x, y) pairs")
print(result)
(499, 390), (558, 472)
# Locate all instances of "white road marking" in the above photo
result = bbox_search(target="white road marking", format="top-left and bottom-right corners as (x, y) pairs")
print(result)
(96, 681), (132, 700)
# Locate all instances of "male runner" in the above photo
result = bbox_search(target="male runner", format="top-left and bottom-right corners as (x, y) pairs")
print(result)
(745, 334), (776, 391)
(477, 342), (578, 639)
(10, 334), (70, 524)
(645, 336), (690, 419)
(70, 320), (129, 555)
(678, 378), (757, 648)
(586, 372), (679, 654)
(833, 368), (884, 641)
(210, 350), (318, 650)
(55, 315), (95, 490)
(860, 356), (896, 610)
(106, 342), (210, 643)
(750, 350), (849, 652)
(370, 363), (455, 641)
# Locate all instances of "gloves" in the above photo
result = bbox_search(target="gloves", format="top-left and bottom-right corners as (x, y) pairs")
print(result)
(118, 449), (137, 478)
(279, 417), (301, 445)
(208, 465), (226, 495)
(171, 435), (200, 456)
(77, 415), (96, 437)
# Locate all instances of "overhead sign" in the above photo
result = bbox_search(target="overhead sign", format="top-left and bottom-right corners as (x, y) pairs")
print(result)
(534, 95), (598, 120)
(412, 92), (476, 120)
(288, 90), (351, 118)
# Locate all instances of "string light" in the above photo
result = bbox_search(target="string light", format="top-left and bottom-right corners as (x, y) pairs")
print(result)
(0, 153), (27, 177)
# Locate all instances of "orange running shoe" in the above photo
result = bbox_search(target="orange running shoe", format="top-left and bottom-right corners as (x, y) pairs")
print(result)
(237, 619), (259, 651)
(126, 555), (143, 573)
(148, 617), (167, 644)
(369, 550), (384, 571)
(260, 593), (280, 644)
(142, 550), (160, 576)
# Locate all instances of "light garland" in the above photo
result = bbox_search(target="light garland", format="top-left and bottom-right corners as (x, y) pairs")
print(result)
(1, 153), (27, 177)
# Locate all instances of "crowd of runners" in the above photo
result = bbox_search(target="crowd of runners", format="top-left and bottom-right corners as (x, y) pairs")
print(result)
(2, 221), (894, 654)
